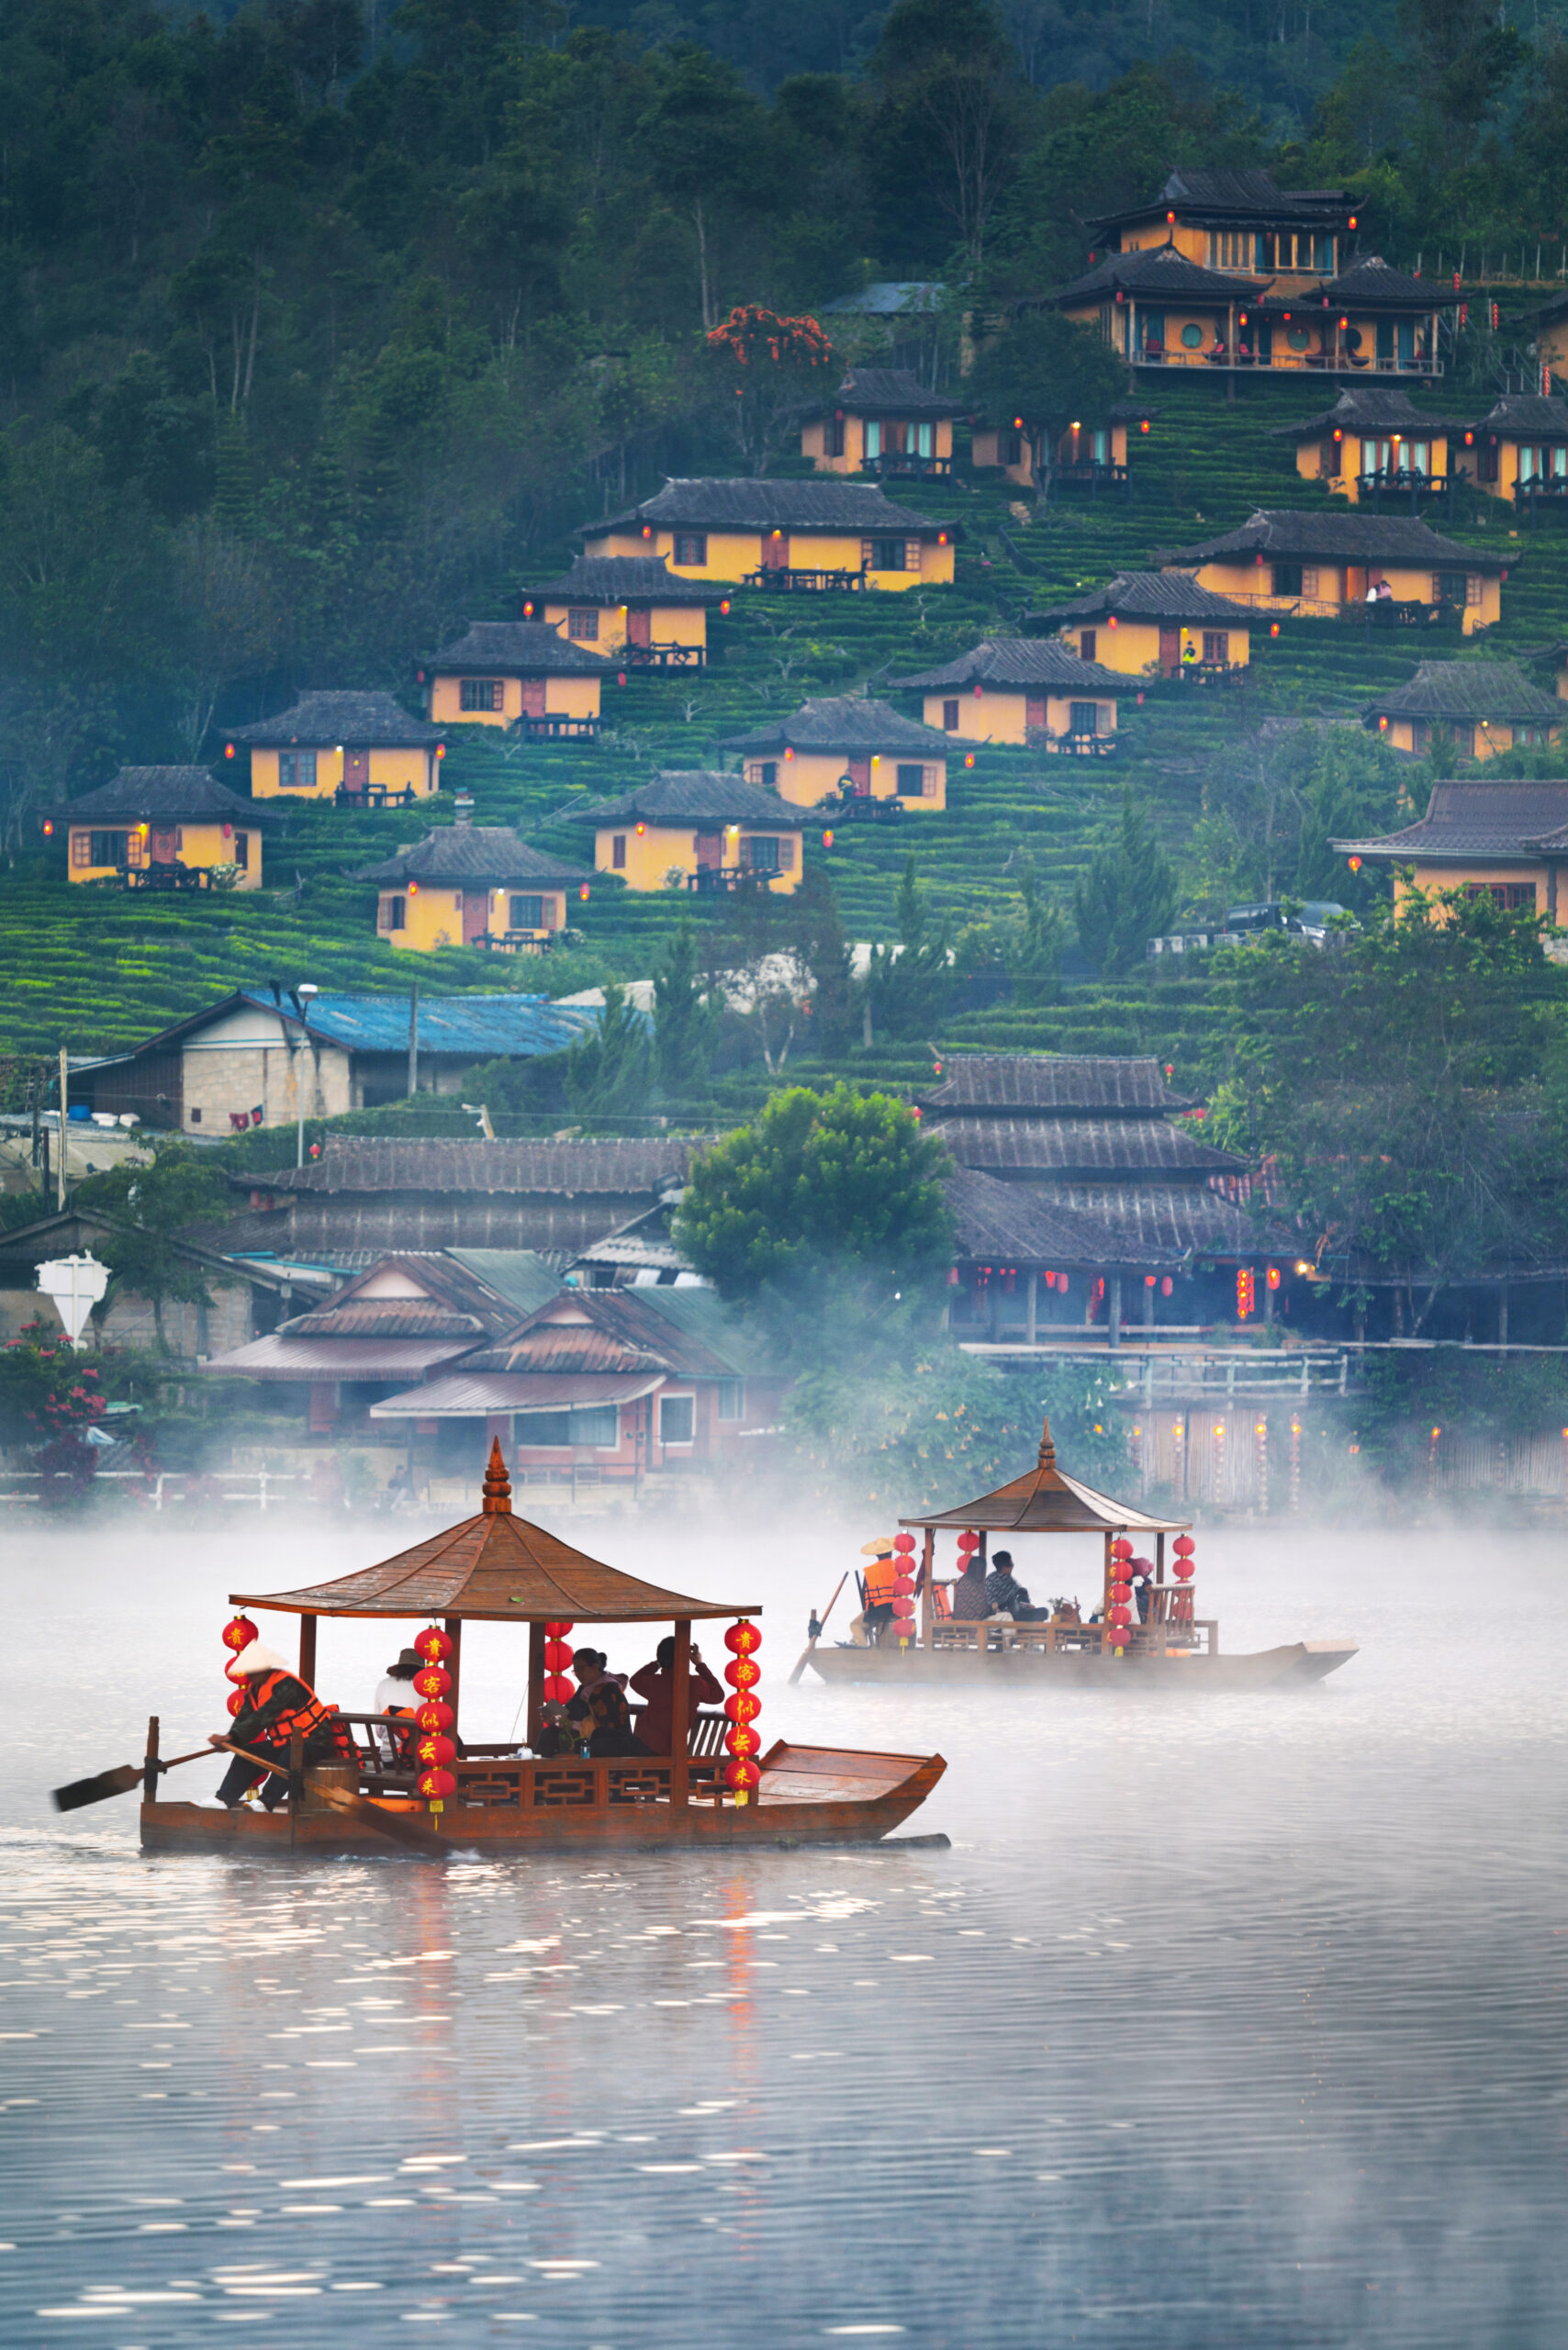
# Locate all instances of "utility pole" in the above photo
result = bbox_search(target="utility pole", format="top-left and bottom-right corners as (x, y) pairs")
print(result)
(408, 983), (420, 1098)
(57, 1046), (68, 1211)
(293, 983), (319, 1168)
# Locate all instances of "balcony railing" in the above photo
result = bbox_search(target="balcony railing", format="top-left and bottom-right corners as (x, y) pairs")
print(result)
(1354, 468), (1451, 509)
(510, 713), (602, 741)
(1206, 590), (1464, 629)
(742, 566), (873, 593)
(685, 867), (783, 896)
(619, 642), (706, 669)
(335, 783), (420, 809)
(1051, 460), (1130, 494)
(1134, 345), (1442, 377)
(123, 862), (215, 892)
(1037, 729), (1117, 755)
(866, 451), (953, 480)
(1514, 474), (1568, 506)
(1159, 660), (1249, 688)
(823, 790), (906, 822)
(475, 929), (559, 955)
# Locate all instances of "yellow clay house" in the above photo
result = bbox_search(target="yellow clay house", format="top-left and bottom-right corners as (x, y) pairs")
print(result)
(971, 403), (1153, 490)
(59, 767), (276, 891)
(420, 621), (610, 737)
(801, 366), (961, 479)
(1465, 395), (1568, 504)
(519, 556), (713, 668)
(722, 695), (952, 809)
(225, 689), (445, 804)
(1362, 660), (1562, 759)
(1334, 781), (1568, 917)
(573, 769), (805, 896)
(1032, 571), (1252, 679)
(578, 478), (958, 591)
(889, 639), (1124, 751)
(1160, 510), (1506, 633)
(354, 804), (593, 955)
(1275, 387), (1462, 503)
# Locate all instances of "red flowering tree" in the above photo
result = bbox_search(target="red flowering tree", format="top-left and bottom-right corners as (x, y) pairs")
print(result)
(0, 1318), (108, 1504)
(705, 304), (834, 475)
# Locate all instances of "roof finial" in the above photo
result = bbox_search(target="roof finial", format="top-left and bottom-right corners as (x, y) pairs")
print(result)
(481, 1438), (512, 1516)
(1037, 1416), (1057, 1473)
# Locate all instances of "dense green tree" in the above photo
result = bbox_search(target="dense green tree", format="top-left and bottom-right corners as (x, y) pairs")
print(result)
(653, 919), (721, 1098)
(867, 856), (954, 1040)
(1073, 792), (1179, 976)
(969, 308), (1127, 502)
(75, 1142), (238, 1352)
(565, 982), (655, 1121)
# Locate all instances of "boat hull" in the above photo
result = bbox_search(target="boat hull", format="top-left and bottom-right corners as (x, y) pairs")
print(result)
(802, 1640), (1357, 1692)
(138, 1742), (946, 1857)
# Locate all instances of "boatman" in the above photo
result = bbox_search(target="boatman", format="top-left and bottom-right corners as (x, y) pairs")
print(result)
(859, 1539), (901, 1645)
(212, 1639), (353, 1810)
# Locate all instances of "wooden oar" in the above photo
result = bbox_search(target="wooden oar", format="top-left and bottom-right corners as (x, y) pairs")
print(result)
(788, 1571), (850, 1685)
(208, 1738), (451, 1858)
(53, 1746), (213, 1813)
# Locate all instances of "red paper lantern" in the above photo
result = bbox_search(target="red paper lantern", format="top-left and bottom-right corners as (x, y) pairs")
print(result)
(417, 1766), (457, 1800)
(957, 1529), (980, 1553)
(544, 1620), (575, 1638)
(725, 1757), (760, 1796)
(227, 1688), (245, 1718)
(893, 1532), (916, 1554)
(416, 1698), (454, 1733)
(222, 1614), (258, 1653)
(415, 1731), (455, 1768)
(724, 1691), (761, 1724)
(413, 1663), (451, 1701)
(725, 1658), (761, 1695)
(1111, 1539), (1134, 1562)
(544, 1639), (571, 1673)
(1110, 1581), (1132, 1605)
(1173, 1558), (1195, 1583)
(725, 1724), (761, 1760)
(724, 1621), (761, 1656)
(414, 1626), (453, 1664)
(1173, 1535), (1195, 1556)
(543, 1673), (574, 1705)
(1109, 1604), (1132, 1628)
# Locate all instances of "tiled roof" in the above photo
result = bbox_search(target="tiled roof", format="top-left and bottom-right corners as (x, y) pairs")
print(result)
(932, 1117), (1246, 1178)
(583, 477), (952, 535)
(201, 1332), (470, 1381)
(722, 694), (952, 755)
(227, 692), (442, 746)
(1030, 570), (1253, 625)
(1364, 661), (1563, 723)
(827, 365), (961, 415)
(464, 1288), (758, 1380)
(63, 768), (281, 822)
(1036, 1181), (1294, 1257)
(919, 1053), (1200, 1114)
(1271, 387), (1466, 440)
(1162, 508), (1506, 569)
(573, 769), (805, 827)
(1085, 166), (1347, 229)
(230, 989), (600, 1060)
(945, 1167), (1184, 1267)
(427, 621), (610, 674)
(1473, 394), (1568, 437)
(262, 1136), (700, 1194)
(521, 556), (712, 606)
(1333, 780), (1568, 862)
(444, 1248), (568, 1318)
(370, 1370), (664, 1416)
(353, 824), (591, 888)
(1051, 243), (1258, 304)
(286, 1299), (486, 1339)
(889, 638), (1124, 693)
(1322, 256), (1436, 306)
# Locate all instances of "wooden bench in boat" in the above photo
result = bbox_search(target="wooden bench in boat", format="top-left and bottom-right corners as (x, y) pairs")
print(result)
(929, 1617), (1216, 1656)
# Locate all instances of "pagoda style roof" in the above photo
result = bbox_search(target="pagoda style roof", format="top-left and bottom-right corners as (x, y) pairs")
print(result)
(1363, 660), (1562, 725)
(426, 621), (610, 675)
(889, 638), (1124, 694)
(1086, 167), (1349, 232)
(521, 556), (712, 607)
(227, 692), (443, 747)
(1039, 1181), (1294, 1258)
(1271, 388), (1468, 441)
(1029, 571), (1253, 627)
(583, 477), (955, 537)
(899, 1416), (1189, 1535)
(62, 768), (281, 823)
(353, 824), (590, 889)
(934, 1116), (1245, 1179)
(1320, 257), (1438, 308)
(919, 1053), (1200, 1115)
(1333, 780), (1568, 865)
(1050, 242), (1260, 306)
(722, 695), (951, 756)
(804, 365), (963, 419)
(572, 768), (804, 829)
(1162, 509), (1506, 570)
(944, 1167), (1184, 1270)
(231, 1442), (756, 1622)
(1472, 394), (1568, 439)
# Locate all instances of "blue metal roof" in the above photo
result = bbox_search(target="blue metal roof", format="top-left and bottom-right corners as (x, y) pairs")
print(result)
(238, 990), (600, 1059)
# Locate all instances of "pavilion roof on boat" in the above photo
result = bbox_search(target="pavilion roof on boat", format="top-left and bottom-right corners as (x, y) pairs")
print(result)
(899, 1416), (1189, 1536)
(231, 1441), (757, 1623)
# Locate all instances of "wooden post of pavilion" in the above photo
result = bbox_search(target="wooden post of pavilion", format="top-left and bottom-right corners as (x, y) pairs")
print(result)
(298, 1614), (318, 1685)
(669, 1618), (691, 1810)
(443, 1617), (463, 1728)
(526, 1623), (545, 1751)
(919, 1528), (935, 1644)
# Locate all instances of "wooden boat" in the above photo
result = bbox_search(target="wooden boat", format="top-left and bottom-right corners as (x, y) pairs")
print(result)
(139, 1445), (944, 1857)
(798, 1416), (1357, 1694)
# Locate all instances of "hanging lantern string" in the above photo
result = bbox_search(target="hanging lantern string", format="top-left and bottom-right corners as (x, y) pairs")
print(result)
(722, 1621), (762, 1804)
(891, 1531), (918, 1647)
(222, 1614), (257, 1724)
(411, 1626), (456, 1813)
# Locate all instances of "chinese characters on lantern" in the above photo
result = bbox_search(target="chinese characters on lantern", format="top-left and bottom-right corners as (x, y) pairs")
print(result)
(410, 1626), (456, 1812)
(891, 1533), (917, 1646)
(723, 1622), (762, 1803)
(1107, 1538), (1134, 1654)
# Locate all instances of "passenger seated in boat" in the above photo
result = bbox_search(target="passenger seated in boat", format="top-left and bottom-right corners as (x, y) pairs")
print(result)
(985, 1551), (1047, 1622)
(567, 1650), (651, 1757)
(373, 1647), (422, 1762)
(536, 1699), (579, 1757)
(630, 1636), (722, 1756)
(950, 1556), (991, 1620)
(1127, 1558), (1155, 1623)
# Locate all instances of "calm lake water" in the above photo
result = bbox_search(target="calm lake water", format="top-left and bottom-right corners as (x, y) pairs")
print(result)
(3, 1508), (1564, 2347)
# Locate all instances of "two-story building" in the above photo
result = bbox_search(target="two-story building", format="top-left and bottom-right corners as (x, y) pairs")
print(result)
(355, 811), (593, 954)
(518, 556), (712, 668)
(225, 691), (445, 804)
(577, 478), (958, 591)
(723, 695), (951, 809)
(1275, 387), (1464, 503)
(970, 403), (1153, 489)
(800, 366), (962, 478)
(1031, 572), (1252, 679)
(1333, 780), (1568, 917)
(572, 769), (805, 895)
(1465, 394), (1568, 505)
(1362, 661), (1562, 759)
(420, 621), (611, 739)
(1159, 510), (1506, 632)
(890, 639), (1124, 748)
(58, 767), (277, 891)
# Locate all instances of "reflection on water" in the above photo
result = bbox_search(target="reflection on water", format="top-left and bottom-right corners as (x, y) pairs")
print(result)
(2, 1514), (1565, 2345)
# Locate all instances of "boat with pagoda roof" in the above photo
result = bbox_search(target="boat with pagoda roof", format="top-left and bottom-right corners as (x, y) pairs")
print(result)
(800, 1416), (1356, 1692)
(137, 1445), (945, 1856)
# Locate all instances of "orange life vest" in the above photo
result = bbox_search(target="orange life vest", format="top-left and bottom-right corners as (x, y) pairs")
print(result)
(241, 1670), (354, 1762)
(863, 1555), (900, 1607)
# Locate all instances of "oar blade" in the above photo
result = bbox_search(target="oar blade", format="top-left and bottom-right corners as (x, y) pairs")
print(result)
(52, 1763), (141, 1813)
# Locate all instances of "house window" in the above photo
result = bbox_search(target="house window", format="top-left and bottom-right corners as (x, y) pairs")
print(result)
(825, 418), (846, 457)
(515, 1409), (570, 1447)
(189, 1107), (202, 1124)
(1436, 571), (1469, 608)
(570, 1404), (620, 1448)
(745, 834), (780, 873)
(658, 1393), (695, 1446)
(1272, 562), (1304, 596)
(1463, 882), (1537, 911)
(1478, 439), (1500, 485)
(868, 537), (907, 571)
(746, 761), (778, 788)
(567, 607), (599, 640)
(778, 834), (797, 868)
(612, 834), (627, 869)
(279, 750), (318, 789)
(1182, 322), (1205, 349)
(460, 678), (505, 711)
(380, 894), (407, 931)
(1080, 630), (1097, 662)
(1208, 229), (1253, 270)
(1301, 567), (1320, 599)
(942, 699), (959, 731)
(1069, 701), (1099, 735)
(234, 832), (249, 869)
(1203, 632), (1229, 666)
(716, 1379), (743, 1420)
(70, 831), (90, 867)
(510, 894), (544, 929)
(673, 532), (707, 565)
(896, 763), (924, 796)
(89, 831), (126, 867)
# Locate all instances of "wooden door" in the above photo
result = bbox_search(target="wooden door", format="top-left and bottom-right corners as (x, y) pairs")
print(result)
(343, 749), (369, 791)
(762, 533), (790, 573)
(151, 827), (178, 863)
(847, 757), (871, 795)
(462, 891), (488, 946)
(1025, 696), (1047, 732)
(695, 833), (722, 869)
(627, 607), (652, 646)
(1159, 627), (1180, 676)
(520, 677), (545, 718)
